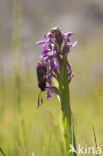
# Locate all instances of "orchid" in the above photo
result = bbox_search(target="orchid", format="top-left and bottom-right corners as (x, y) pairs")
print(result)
(36, 26), (77, 156)
(36, 27), (77, 100)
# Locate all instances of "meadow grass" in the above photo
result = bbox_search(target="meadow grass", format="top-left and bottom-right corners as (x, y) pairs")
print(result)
(0, 66), (103, 156)
(0, 0), (103, 154)
(0, 35), (103, 156)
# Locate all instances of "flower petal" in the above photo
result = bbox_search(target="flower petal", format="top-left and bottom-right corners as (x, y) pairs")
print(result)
(71, 41), (78, 47)
(43, 33), (47, 40)
(46, 91), (51, 100)
(35, 40), (46, 45)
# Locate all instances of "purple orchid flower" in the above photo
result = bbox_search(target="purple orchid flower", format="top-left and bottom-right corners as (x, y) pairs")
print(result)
(36, 27), (77, 100)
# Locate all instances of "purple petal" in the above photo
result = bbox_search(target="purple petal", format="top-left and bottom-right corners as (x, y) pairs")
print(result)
(42, 55), (53, 61)
(46, 91), (51, 100)
(43, 33), (47, 40)
(42, 47), (47, 56)
(67, 41), (77, 47)
(49, 88), (58, 94)
(67, 42), (73, 46)
(46, 87), (59, 100)
(50, 58), (59, 73)
(47, 32), (55, 38)
(64, 32), (73, 43)
(35, 40), (46, 45)
(40, 55), (48, 60)
(67, 63), (72, 81)
(47, 72), (52, 88)
(71, 41), (77, 47)
(67, 64), (71, 73)
(64, 32), (73, 38)
(72, 72), (75, 77)
(40, 55), (52, 61)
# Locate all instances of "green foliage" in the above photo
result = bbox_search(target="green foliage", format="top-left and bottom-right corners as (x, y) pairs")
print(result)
(1, 37), (103, 155)
(0, 70), (103, 156)
(0, 0), (103, 154)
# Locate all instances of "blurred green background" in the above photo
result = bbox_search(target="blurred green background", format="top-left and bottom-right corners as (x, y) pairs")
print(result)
(0, 0), (103, 155)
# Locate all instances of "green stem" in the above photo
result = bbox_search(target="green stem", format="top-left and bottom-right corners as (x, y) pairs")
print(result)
(59, 56), (76, 156)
